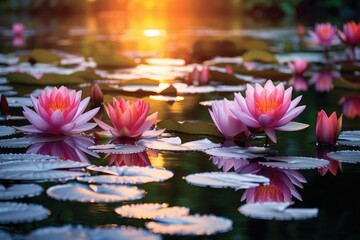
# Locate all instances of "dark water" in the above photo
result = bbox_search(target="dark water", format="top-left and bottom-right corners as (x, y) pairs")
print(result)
(1, 13), (360, 240)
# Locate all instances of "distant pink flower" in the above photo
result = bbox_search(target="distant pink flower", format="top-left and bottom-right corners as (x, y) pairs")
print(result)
(209, 99), (249, 138)
(17, 86), (99, 135)
(297, 23), (305, 37)
(238, 163), (306, 203)
(288, 76), (308, 92)
(309, 70), (338, 92)
(309, 22), (338, 47)
(186, 66), (210, 85)
(231, 80), (308, 143)
(339, 96), (360, 119)
(94, 98), (164, 138)
(12, 36), (25, 47)
(225, 65), (233, 74)
(338, 21), (360, 47)
(90, 84), (103, 105)
(26, 135), (99, 163)
(316, 110), (342, 145)
(288, 59), (308, 75)
(12, 23), (24, 36)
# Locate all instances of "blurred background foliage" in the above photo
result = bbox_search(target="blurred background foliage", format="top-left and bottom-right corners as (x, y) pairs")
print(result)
(0, 0), (359, 25)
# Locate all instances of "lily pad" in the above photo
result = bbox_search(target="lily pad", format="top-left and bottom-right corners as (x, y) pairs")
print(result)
(149, 95), (184, 102)
(0, 202), (50, 224)
(0, 153), (58, 162)
(204, 146), (268, 159)
(115, 203), (190, 219)
(0, 184), (43, 200)
(156, 120), (223, 138)
(0, 126), (16, 137)
(184, 172), (269, 190)
(78, 166), (173, 184)
(6, 97), (32, 107)
(0, 85), (13, 91)
(242, 50), (279, 63)
(260, 156), (329, 170)
(238, 202), (318, 220)
(0, 230), (12, 240)
(88, 144), (146, 154)
(94, 54), (137, 68)
(145, 214), (233, 236)
(19, 49), (62, 63)
(327, 150), (360, 164)
(136, 137), (221, 152)
(6, 72), (85, 86)
(46, 183), (144, 203)
(25, 225), (161, 240)
(339, 130), (360, 141)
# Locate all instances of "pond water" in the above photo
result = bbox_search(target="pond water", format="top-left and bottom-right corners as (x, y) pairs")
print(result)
(1, 12), (360, 240)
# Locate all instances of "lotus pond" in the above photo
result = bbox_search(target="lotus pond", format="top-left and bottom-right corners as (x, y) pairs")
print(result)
(0, 12), (360, 240)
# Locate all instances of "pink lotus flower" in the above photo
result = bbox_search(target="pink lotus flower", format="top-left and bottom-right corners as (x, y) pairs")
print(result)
(238, 163), (306, 203)
(225, 65), (233, 74)
(26, 135), (99, 163)
(12, 23), (24, 36)
(231, 80), (308, 143)
(309, 22), (338, 47)
(288, 76), (308, 92)
(94, 97), (164, 138)
(288, 59), (308, 76)
(90, 84), (103, 105)
(185, 66), (210, 85)
(316, 110), (342, 145)
(338, 21), (360, 47)
(17, 86), (99, 135)
(339, 96), (360, 119)
(209, 99), (249, 138)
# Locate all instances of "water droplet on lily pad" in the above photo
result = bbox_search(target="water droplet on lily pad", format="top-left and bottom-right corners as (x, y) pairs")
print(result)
(25, 225), (161, 240)
(115, 203), (190, 219)
(238, 202), (318, 220)
(0, 126), (16, 137)
(145, 214), (233, 236)
(0, 202), (50, 224)
(0, 184), (43, 200)
(260, 156), (329, 170)
(46, 183), (144, 203)
(78, 166), (173, 184)
(184, 172), (269, 190)
(327, 150), (360, 164)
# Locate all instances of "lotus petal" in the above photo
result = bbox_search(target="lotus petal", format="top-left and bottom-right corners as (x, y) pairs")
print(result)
(25, 225), (161, 240)
(261, 156), (329, 170)
(0, 184), (43, 200)
(137, 137), (221, 152)
(88, 144), (146, 154)
(6, 97), (33, 107)
(145, 214), (232, 236)
(78, 166), (173, 184)
(327, 150), (360, 164)
(184, 172), (269, 190)
(46, 183), (144, 203)
(0, 202), (49, 224)
(115, 203), (190, 219)
(238, 202), (318, 220)
(204, 146), (269, 159)
(0, 153), (58, 162)
(0, 126), (16, 137)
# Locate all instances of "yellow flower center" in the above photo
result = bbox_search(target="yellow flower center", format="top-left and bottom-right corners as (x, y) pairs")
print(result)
(50, 100), (67, 111)
(255, 96), (282, 114)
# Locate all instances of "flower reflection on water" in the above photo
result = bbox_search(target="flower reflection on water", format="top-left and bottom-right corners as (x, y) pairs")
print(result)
(105, 151), (152, 167)
(316, 146), (342, 176)
(339, 95), (360, 119)
(26, 135), (99, 163)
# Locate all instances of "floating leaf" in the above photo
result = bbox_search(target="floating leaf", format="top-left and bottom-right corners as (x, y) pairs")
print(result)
(20, 49), (61, 63)
(0, 126), (16, 137)
(0, 202), (50, 224)
(0, 137), (37, 148)
(88, 144), (146, 154)
(204, 146), (268, 159)
(6, 72), (85, 86)
(145, 214), (233, 236)
(238, 202), (318, 220)
(46, 183), (144, 203)
(115, 203), (190, 219)
(156, 120), (223, 138)
(0, 184), (43, 200)
(0, 85), (13, 92)
(209, 70), (249, 85)
(184, 172), (269, 190)
(149, 95), (184, 102)
(242, 50), (278, 64)
(0, 230), (12, 240)
(6, 97), (32, 107)
(260, 156), (329, 170)
(327, 150), (360, 164)
(0, 153), (58, 162)
(78, 166), (173, 184)
(94, 54), (137, 68)
(339, 130), (360, 141)
(137, 137), (221, 152)
(25, 225), (161, 240)
(118, 78), (160, 86)
(333, 77), (360, 90)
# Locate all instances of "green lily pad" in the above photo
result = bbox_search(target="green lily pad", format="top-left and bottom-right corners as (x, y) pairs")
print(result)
(94, 54), (137, 68)
(19, 49), (62, 64)
(209, 70), (248, 85)
(157, 120), (223, 138)
(6, 72), (85, 85)
(118, 78), (160, 86)
(333, 77), (360, 90)
(242, 50), (279, 64)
